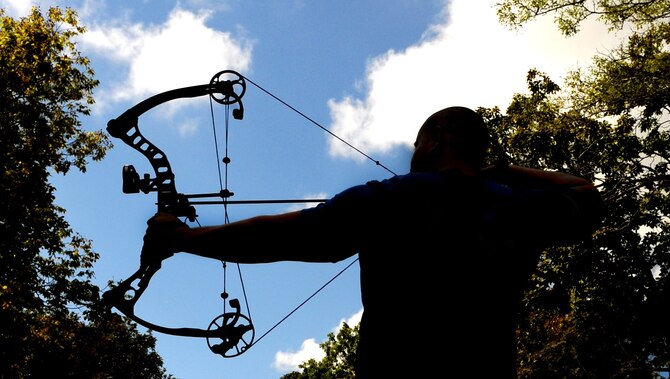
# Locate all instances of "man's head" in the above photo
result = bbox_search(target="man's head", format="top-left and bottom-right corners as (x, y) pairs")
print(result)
(410, 106), (489, 173)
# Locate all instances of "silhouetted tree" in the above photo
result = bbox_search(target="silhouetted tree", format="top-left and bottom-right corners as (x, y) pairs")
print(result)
(0, 6), (173, 378)
(476, 1), (670, 377)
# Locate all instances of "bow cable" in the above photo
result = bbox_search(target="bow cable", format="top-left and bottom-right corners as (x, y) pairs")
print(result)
(208, 97), (253, 336)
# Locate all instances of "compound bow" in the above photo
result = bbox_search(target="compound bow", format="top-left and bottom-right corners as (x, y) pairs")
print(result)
(101, 69), (394, 358)
(101, 70), (319, 358)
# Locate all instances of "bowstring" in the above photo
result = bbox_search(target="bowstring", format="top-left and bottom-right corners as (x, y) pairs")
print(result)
(208, 96), (253, 326)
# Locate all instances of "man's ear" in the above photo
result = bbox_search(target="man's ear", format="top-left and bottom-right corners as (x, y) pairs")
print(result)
(427, 137), (441, 152)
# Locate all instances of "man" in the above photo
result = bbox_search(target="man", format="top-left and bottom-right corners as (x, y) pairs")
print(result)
(143, 106), (603, 377)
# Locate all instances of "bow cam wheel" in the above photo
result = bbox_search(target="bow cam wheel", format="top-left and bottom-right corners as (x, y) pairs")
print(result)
(206, 312), (255, 358)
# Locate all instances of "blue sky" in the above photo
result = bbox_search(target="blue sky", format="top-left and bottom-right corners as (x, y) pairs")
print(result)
(2, 0), (626, 378)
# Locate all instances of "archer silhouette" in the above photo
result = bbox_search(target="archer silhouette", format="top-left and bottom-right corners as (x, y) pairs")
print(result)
(143, 106), (603, 378)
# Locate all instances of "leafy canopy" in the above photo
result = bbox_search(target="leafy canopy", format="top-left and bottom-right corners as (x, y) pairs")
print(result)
(0, 6), (172, 378)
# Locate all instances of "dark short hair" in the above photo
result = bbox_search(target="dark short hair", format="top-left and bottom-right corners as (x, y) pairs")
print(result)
(430, 106), (489, 167)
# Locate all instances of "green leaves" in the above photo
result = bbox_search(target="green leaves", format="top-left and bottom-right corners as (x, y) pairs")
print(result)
(496, 0), (670, 36)
(488, 1), (670, 377)
(0, 6), (168, 377)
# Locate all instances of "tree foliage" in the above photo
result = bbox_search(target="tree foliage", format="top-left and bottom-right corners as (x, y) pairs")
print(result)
(0, 6), (172, 378)
(280, 322), (359, 379)
(496, 0), (670, 36)
(482, 1), (670, 377)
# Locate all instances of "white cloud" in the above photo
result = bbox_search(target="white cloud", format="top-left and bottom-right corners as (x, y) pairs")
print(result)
(77, 0), (107, 21)
(273, 308), (363, 373)
(80, 6), (253, 112)
(0, 0), (106, 23)
(273, 338), (325, 373)
(177, 117), (200, 137)
(333, 307), (362, 332)
(0, 0), (37, 16)
(327, 0), (626, 159)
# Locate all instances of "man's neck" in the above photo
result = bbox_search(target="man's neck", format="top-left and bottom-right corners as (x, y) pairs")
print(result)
(436, 158), (479, 176)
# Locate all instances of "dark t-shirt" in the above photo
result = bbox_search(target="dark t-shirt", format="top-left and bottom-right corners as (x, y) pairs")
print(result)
(300, 170), (599, 378)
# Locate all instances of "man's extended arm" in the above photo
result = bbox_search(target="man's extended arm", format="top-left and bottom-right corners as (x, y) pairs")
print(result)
(144, 210), (354, 264)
